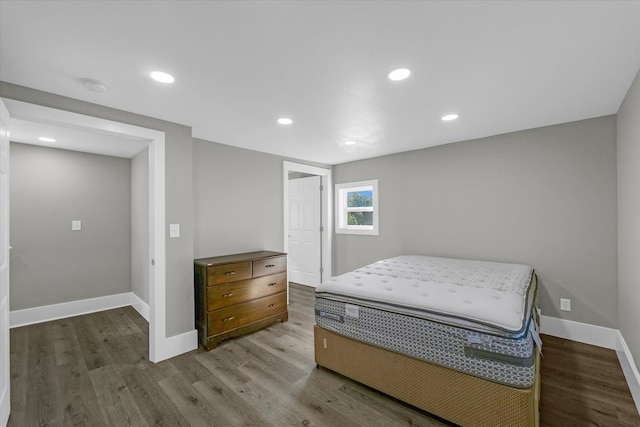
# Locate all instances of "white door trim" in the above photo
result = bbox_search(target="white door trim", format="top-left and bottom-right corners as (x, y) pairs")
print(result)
(283, 161), (332, 290)
(0, 100), (11, 427)
(0, 99), (176, 363)
(147, 130), (167, 363)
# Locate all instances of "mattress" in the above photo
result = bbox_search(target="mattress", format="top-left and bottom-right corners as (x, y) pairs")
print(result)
(314, 255), (539, 388)
(316, 255), (536, 337)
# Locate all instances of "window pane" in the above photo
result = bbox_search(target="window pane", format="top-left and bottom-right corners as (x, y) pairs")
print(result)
(347, 211), (373, 226)
(335, 179), (378, 235)
(347, 190), (372, 208)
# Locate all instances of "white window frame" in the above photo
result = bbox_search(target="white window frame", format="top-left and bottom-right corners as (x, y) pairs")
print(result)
(335, 179), (379, 235)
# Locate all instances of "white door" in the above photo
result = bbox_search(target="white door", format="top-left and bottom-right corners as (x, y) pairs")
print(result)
(0, 100), (11, 426)
(288, 176), (322, 287)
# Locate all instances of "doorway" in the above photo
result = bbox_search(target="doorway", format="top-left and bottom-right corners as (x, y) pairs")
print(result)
(288, 175), (322, 287)
(0, 99), (167, 363)
(283, 161), (332, 289)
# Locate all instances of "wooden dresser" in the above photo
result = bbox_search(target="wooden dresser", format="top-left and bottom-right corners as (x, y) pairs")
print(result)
(194, 251), (288, 350)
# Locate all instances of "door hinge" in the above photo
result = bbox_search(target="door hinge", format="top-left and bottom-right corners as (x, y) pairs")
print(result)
(320, 185), (324, 191)
(151, 258), (155, 266)
(319, 226), (324, 232)
(320, 267), (324, 273)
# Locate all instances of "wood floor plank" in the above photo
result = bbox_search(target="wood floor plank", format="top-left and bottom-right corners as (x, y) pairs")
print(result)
(24, 322), (64, 427)
(193, 347), (254, 387)
(157, 374), (228, 427)
(123, 305), (150, 334)
(123, 366), (192, 427)
(50, 319), (84, 367)
(194, 344), (315, 425)
(109, 306), (144, 336)
(540, 334), (640, 426)
(244, 328), (315, 372)
(60, 394), (107, 427)
(58, 359), (108, 427)
(294, 365), (445, 427)
(336, 375), (454, 427)
(231, 342), (365, 427)
(191, 375), (270, 425)
(146, 357), (185, 383)
(88, 365), (150, 427)
(172, 351), (216, 385)
(7, 283), (639, 427)
(233, 338), (309, 385)
(57, 360), (108, 427)
(8, 324), (29, 427)
(73, 313), (115, 371)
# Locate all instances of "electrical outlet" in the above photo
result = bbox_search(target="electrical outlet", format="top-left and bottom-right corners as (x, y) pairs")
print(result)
(169, 223), (180, 238)
(72, 220), (82, 231)
(560, 298), (571, 312)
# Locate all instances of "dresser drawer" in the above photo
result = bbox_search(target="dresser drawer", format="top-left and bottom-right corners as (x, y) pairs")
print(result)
(208, 292), (287, 334)
(253, 255), (287, 277)
(207, 261), (252, 285)
(207, 272), (287, 311)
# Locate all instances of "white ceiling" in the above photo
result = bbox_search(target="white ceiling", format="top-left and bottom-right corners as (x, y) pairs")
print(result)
(1, 1), (639, 165)
(4, 100), (150, 158)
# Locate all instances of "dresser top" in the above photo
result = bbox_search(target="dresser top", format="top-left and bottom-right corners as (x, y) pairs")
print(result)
(194, 250), (286, 267)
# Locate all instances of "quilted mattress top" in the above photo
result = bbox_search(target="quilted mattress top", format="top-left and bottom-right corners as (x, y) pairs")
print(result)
(315, 255), (535, 335)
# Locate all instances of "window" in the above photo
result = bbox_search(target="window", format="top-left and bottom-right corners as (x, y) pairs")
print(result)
(335, 179), (379, 235)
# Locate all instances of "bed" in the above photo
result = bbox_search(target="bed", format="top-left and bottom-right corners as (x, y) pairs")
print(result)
(314, 255), (541, 427)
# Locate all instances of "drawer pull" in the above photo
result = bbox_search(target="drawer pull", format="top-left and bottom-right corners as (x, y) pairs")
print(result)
(222, 293), (233, 297)
(223, 316), (235, 322)
(265, 264), (276, 268)
(268, 303), (277, 308)
(224, 271), (236, 276)
(267, 283), (276, 287)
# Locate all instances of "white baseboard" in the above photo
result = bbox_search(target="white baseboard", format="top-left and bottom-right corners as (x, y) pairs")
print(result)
(130, 293), (150, 322)
(155, 329), (198, 361)
(540, 315), (619, 349)
(10, 292), (132, 328)
(616, 331), (640, 415)
(541, 315), (640, 413)
(10, 292), (152, 328)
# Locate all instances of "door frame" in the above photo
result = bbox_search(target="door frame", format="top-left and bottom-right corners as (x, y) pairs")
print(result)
(283, 161), (332, 288)
(0, 100), (11, 427)
(0, 99), (170, 363)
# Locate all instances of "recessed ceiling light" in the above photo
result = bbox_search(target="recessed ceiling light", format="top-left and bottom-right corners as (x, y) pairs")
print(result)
(441, 114), (459, 121)
(277, 118), (293, 125)
(150, 71), (175, 83)
(387, 68), (411, 81)
(38, 136), (56, 142)
(344, 140), (357, 146)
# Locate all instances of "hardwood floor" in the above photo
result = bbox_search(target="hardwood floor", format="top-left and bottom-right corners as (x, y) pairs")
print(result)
(540, 335), (639, 426)
(8, 283), (640, 426)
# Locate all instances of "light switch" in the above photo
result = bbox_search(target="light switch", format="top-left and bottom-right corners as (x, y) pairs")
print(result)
(169, 223), (180, 238)
(72, 220), (82, 231)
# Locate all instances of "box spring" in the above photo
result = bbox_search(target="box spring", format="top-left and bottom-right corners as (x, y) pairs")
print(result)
(314, 325), (540, 427)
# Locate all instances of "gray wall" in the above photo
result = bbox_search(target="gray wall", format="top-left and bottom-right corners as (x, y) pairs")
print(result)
(1, 82), (194, 337)
(193, 139), (285, 258)
(131, 147), (149, 304)
(617, 69), (640, 372)
(192, 138), (330, 259)
(10, 143), (131, 310)
(333, 116), (618, 329)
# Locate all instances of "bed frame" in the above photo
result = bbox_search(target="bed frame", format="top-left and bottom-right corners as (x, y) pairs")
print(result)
(314, 325), (540, 427)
